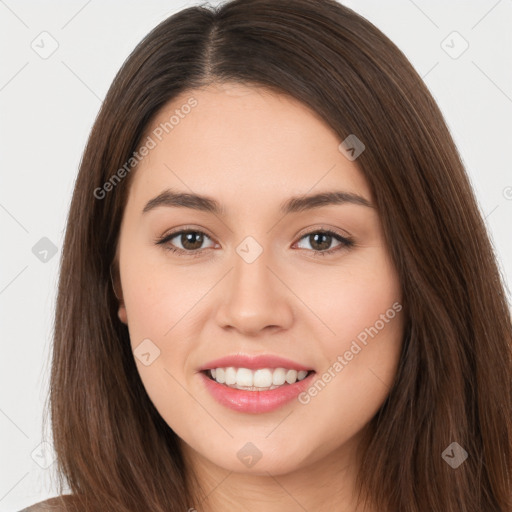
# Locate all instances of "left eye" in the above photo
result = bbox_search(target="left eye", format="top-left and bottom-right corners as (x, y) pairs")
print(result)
(294, 230), (353, 254)
(156, 228), (354, 257)
(158, 230), (216, 253)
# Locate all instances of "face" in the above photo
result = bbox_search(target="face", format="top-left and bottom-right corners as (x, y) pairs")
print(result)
(114, 82), (404, 477)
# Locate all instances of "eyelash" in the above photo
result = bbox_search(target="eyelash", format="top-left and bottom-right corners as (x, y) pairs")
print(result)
(155, 226), (355, 259)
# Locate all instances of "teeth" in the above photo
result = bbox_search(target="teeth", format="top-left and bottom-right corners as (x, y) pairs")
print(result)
(225, 367), (237, 385)
(272, 367), (286, 385)
(207, 367), (311, 390)
(254, 368), (273, 387)
(285, 369), (298, 384)
(215, 368), (225, 384)
(237, 368), (254, 387)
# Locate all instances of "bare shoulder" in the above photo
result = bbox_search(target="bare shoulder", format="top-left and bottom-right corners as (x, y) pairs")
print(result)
(18, 495), (76, 512)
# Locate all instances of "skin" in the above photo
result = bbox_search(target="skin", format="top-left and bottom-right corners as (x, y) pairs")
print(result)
(113, 82), (404, 512)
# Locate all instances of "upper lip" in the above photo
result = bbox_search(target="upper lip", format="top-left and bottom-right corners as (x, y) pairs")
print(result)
(199, 354), (314, 372)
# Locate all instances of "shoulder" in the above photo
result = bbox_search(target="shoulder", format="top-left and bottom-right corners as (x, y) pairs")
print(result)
(18, 495), (75, 512)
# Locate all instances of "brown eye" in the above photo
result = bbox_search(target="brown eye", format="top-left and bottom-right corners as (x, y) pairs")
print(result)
(156, 229), (216, 256)
(295, 229), (354, 257)
(177, 231), (206, 250)
(304, 232), (334, 251)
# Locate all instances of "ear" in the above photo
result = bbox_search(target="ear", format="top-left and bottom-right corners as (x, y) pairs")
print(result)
(110, 262), (128, 325)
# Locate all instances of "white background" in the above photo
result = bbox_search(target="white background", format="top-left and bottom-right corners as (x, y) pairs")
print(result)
(1, 1), (511, 510)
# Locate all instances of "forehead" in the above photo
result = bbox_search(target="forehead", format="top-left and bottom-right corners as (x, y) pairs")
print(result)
(127, 82), (372, 211)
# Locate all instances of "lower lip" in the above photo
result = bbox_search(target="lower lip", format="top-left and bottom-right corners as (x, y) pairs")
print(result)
(199, 371), (316, 414)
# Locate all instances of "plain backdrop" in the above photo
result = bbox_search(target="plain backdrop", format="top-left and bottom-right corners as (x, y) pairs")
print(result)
(1, 0), (511, 510)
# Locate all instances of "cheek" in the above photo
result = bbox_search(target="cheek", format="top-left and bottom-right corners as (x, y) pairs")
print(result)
(304, 247), (402, 352)
(120, 265), (202, 424)
(121, 248), (206, 342)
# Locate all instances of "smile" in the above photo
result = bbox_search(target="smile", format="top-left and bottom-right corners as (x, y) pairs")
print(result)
(204, 367), (312, 390)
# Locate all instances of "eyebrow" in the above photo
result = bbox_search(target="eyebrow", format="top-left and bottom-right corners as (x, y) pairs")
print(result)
(142, 188), (373, 216)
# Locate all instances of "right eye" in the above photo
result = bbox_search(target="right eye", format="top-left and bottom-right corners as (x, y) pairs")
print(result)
(156, 229), (217, 256)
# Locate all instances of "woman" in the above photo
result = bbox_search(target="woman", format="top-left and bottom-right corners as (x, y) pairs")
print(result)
(22, 0), (511, 511)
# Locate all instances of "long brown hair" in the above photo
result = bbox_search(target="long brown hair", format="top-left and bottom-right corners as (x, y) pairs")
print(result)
(44, 1), (512, 511)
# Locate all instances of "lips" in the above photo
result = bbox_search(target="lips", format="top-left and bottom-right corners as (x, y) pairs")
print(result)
(197, 353), (316, 413)
(198, 354), (313, 372)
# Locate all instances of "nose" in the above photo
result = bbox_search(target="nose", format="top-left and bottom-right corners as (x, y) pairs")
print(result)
(214, 247), (294, 336)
